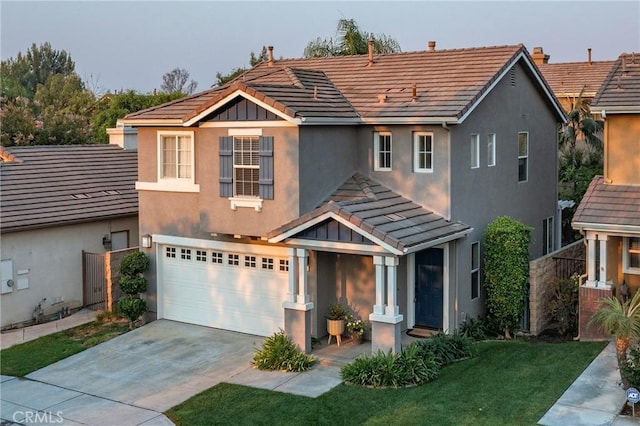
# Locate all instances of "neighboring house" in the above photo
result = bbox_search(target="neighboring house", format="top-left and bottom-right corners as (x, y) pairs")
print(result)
(0, 144), (138, 329)
(122, 43), (565, 353)
(532, 46), (615, 114)
(572, 52), (640, 338)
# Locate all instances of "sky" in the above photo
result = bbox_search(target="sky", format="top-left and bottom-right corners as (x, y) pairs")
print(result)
(1, 1), (639, 95)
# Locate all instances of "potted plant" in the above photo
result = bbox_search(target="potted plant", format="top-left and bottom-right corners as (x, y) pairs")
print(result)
(346, 314), (368, 344)
(326, 302), (348, 346)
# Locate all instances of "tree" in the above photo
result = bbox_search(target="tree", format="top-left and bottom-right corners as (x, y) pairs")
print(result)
(215, 46), (269, 86)
(117, 251), (150, 329)
(558, 90), (604, 243)
(90, 90), (185, 143)
(304, 18), (401, 57)
(483, 216), (532, 339)
(589, 291), (640, 389)
(161, 67), (198, 95)
(1, 42), (75, 100)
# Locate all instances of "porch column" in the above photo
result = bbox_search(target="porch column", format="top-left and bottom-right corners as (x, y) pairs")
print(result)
(586, 232), (597, 287)
(283, 248), (313, 353)
(369, 256), (403, 355)
(286, 248), (297, 303)
(296, 249), (309, 303)
(384, 257), (399, 316)
(598, 234), (609, 287)
(373, 256), (385, 315)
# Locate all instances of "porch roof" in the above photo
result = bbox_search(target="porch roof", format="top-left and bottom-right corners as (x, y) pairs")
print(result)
(572, 176), (640, 233)
(268, 174), (472, 255)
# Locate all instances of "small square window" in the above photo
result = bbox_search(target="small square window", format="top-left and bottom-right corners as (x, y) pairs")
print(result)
(195, 250), (207, 262)
(262, 257), (274, 270)
(180, 248), (192, 260)
(228, 254), (239, 266)
(245, 255), (256, 268)
(279, 259), (289, 272)
(165, 247), (176, 258)
(211, 252), (223, 264)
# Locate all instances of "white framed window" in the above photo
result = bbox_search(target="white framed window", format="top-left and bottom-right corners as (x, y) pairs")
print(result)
(487, 133), (496, 167)
(159, 131), (194, 180)
(244, 255), (257, 268)
(211, 252), (223, 264)
(470, 134), (480, 169)
(623, 237), (640, 274)
(228, 254), (239, 266)
(261, 257), (274, 270)
(233, 136), (260, 197)
(279, 259), (289, 272)
(374, 132), (392, 171)
(471, 242), (480, 299)
(413, 132), (433, 173)
(518, 132), (528, 182)
(165, 247), (176, 258)
(543, 217), (554, 255)
(180, 248), (192, 260)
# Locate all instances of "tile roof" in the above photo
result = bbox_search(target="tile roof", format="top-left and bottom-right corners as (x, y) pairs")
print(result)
(572, 176), (640, 230)
(1, 145), (138, 233)
(537, 60), (615, 98)
(592, 53), (640, 109)
(124, 44), (563, 124)
(268, 173), (471, 254)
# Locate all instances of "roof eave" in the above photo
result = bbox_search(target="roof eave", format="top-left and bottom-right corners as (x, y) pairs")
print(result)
(360, 116), (458, 125)
(591, 106), (640, 114)
(571, 222), (640, 234)
(402, 227), (474, 254)
(119, 118), (185, 126)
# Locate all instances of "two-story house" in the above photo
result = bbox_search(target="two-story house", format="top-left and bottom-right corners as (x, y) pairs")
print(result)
(572, 53), (640, 338)
(122, 43), (565, 353)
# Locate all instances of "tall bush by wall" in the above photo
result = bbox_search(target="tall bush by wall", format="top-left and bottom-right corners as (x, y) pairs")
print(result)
(484, 216), (532, 339)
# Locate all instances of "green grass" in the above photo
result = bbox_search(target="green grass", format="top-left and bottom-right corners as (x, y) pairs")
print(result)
(166, 340), (606, 426)
(0, 321), (130, 377)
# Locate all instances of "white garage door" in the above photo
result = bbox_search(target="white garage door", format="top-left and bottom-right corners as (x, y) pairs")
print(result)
(159, 244), (289, 337)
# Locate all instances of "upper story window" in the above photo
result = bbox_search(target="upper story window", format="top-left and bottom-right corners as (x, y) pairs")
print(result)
(233, 136), (260, 197)
(220, 132), (274, 211)
(160, 132), (193, 179)
(518, 132), (529, 182)
(470, 134), (480, 169)
(623, 237), (640, 275)
(374, 132), (392, 171)
(413, 132), (433, 173)
(487, 133), (496, 167)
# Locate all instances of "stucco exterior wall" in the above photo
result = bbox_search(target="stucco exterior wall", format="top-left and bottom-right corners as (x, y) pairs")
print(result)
(605, 114), (640, 185)
(298, 126), (358, 214)
(1, 216), (138, 329)
(356, 125), (451, 219)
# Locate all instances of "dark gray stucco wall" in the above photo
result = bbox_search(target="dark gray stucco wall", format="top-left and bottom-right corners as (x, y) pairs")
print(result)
(298, 126), (359, 214)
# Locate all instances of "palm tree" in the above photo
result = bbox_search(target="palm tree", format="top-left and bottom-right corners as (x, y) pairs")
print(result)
(304, 19), (400, 58)
(589, 290), (640, 388)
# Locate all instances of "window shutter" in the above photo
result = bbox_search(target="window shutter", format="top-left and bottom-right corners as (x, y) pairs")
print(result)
(259, 136), (274, 200)
(219, 136), (233, 197)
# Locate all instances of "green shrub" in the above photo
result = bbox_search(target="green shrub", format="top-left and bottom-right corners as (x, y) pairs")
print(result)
(326, 302), (349, 320)
(622, 346), (640, 388)
(118, 251), (150, 276)
(460, 316), (488, 341)
(252, 330), (315, 372)
(117, 297), (147, 325)
(118, 275), (148, 294)
(484, 216), (532, 339)
(416, 332), (476, 366)
(395, 343), (440, 385)
(544, 275), (579, 336)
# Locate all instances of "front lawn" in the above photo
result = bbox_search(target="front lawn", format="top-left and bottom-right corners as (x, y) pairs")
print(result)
(0, 321), (130, 377)
(167, 340), (606, 426)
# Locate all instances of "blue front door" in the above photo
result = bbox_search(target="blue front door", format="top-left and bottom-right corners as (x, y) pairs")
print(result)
(415, 248), (444, 329)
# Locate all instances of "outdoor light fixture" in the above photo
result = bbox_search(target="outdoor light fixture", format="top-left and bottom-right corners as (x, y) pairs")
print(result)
(141, 234), (152, 248)
(102, 234), (112, 250)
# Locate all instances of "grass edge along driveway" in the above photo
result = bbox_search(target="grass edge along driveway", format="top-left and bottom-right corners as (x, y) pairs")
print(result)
(167, 340), (607, 426)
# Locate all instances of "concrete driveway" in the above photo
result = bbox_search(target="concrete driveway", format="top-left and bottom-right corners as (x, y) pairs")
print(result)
(1, 320), (266, 425)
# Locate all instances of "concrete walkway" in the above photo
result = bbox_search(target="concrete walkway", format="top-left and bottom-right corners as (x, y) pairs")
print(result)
(1, 309), (97, 350)
(539, 341), (638, 425)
